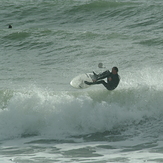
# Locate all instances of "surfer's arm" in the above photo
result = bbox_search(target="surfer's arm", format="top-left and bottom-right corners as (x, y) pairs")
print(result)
(96, 70), (110, 80)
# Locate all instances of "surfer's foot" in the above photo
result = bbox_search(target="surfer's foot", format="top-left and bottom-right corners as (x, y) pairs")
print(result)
(84, 81), (94, 85)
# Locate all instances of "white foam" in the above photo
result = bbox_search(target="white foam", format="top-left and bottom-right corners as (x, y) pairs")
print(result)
(0, 81), (163, 141)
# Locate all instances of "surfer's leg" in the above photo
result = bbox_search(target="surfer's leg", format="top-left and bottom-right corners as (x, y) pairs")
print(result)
(85, 80), (111, 90)
(85, 80), (107, 86)
(84, 81), (95, 85)
(95, 80), (111, 90)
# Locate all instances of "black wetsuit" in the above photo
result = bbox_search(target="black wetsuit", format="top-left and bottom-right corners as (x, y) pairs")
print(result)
(86, 70), (120, 90)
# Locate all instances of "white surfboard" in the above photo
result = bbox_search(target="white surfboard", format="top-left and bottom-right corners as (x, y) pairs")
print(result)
(70, 73), (96, 89)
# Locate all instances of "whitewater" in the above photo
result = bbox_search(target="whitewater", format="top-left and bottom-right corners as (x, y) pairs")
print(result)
(1, 0), (163, 162)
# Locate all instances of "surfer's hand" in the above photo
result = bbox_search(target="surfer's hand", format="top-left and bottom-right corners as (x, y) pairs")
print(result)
(108, 77), (112, 81)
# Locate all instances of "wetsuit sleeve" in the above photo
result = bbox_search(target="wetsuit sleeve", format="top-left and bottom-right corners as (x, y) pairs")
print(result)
(97, 70), (110, 80)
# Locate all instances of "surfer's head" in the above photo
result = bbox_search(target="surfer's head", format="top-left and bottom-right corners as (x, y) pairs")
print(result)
(8, 24), (12, 28)
(112, 67), (118, 74)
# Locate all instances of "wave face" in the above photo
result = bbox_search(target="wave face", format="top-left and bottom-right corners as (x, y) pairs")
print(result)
(0, 82), (163, 141)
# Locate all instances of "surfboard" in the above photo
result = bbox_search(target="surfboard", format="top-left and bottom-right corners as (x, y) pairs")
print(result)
(70, 73), (96, 89)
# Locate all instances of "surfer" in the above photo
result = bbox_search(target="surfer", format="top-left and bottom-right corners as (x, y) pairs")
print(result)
(8, 24), (12, 28)
(85, 67), (120, 90)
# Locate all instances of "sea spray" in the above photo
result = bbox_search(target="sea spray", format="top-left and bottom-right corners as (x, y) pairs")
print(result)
(0, 84), (163, 141)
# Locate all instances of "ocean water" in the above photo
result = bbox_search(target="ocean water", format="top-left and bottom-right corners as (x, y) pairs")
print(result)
(1, 0), (163, 162)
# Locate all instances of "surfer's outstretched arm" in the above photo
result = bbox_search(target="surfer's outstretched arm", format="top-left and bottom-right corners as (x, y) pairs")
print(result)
(96, 70), (110, 80)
